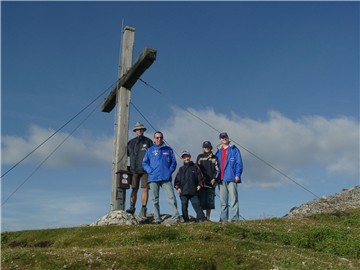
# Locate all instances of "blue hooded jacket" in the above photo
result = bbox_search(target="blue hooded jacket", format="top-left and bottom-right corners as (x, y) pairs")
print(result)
(215, 145), (243, 183)
(142, 143), (177, 182)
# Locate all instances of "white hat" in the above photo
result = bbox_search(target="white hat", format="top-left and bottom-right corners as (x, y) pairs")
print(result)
(133, 122), (146, 132)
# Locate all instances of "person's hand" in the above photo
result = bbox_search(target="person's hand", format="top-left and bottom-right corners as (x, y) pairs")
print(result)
(177, 188), (181, 194)
(196, 186), (201, 191)
(210, 179), (216, 186)
(235, 176), (241, 183)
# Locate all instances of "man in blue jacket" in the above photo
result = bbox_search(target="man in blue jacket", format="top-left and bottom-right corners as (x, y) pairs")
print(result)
(215, 132), (243, 222)
(142, 131), (180, 224)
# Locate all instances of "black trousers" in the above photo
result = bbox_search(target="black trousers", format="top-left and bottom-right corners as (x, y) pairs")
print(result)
(180, 194), (206, 221)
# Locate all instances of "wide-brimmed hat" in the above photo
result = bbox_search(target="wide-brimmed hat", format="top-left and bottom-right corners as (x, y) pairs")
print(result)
(133, 122), (146, 132)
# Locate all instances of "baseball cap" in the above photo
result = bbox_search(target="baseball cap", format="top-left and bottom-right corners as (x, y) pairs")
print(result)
(219, 132), (229, 139)
(202, 141), (212, 148)
(181, 150), (191, 158)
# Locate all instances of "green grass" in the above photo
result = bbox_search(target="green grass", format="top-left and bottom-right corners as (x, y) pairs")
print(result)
(2, 208), (360, 270)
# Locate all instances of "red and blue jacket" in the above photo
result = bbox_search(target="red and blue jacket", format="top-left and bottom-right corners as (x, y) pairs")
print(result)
(215, 145), (243, 183)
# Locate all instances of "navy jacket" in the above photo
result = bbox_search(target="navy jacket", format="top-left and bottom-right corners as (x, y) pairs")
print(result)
(174, 161), (203, 196)
(127, 135), (153, 174)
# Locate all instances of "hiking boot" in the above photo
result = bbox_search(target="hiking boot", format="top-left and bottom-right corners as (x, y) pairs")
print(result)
(139, 207), (147, 218)
(152, 220), (162, 224)
(126, 206), (136, 215)
(182, 215), (189, 223)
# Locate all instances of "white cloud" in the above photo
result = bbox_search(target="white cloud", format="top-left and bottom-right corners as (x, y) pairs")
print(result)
(2, 109), (359, 188)
(160, 108), (359, 187)
(2, 124), (113, 168)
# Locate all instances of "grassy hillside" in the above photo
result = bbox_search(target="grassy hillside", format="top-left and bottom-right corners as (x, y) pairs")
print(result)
(2, 208), (360, 270)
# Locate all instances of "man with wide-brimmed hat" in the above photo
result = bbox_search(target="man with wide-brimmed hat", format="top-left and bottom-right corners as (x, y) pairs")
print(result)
(126, 122), (153, 218)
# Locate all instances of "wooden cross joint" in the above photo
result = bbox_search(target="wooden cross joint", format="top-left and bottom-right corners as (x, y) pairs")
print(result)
(101, 48), (157, 113)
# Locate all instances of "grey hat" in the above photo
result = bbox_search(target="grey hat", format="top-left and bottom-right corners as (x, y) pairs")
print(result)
(133, 122), (146, 132)
(181, 150), (191, 158)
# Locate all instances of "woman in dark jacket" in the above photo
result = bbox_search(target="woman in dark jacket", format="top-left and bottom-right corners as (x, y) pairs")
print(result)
(196, 141), (219, 221)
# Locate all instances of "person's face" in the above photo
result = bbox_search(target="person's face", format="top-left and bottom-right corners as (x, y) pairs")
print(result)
(135, 129), (145, 136)
(220, 136), (229, 145)
(182, 154), (191, 164)
(154, 133), (164, 146)
(203, 147), (211, 153)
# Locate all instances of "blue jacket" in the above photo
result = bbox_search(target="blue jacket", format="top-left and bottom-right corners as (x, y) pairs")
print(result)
(215, 145), (243, 183)
(142, 143), (177, 182)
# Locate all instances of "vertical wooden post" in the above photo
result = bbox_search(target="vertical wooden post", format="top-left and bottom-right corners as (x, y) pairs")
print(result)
(111, 26), (135, 211)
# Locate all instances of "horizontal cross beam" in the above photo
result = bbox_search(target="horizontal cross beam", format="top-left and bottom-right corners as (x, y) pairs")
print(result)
(101, 47), (157, 113)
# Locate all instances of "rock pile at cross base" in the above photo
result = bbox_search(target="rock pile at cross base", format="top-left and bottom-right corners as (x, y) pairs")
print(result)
(285, 185), (360, 218)
(90, 211), (177, 226)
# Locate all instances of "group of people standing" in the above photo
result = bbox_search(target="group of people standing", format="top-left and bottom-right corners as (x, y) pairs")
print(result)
(126, 122), (243, 224)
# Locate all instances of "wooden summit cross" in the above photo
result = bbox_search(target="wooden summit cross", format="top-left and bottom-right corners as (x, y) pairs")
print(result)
(101, 26), (156, 211)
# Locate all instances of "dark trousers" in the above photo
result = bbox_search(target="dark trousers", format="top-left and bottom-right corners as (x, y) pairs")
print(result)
(180, 194), (206, 221)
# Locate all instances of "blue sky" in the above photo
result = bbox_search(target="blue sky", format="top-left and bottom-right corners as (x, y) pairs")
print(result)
(1, 1), (359, 232)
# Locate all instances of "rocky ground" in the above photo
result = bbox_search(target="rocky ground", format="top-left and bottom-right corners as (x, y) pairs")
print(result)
(284, 185), (360, 218)
(89, 186), (360, 226)
(89, 210), (181, 226)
